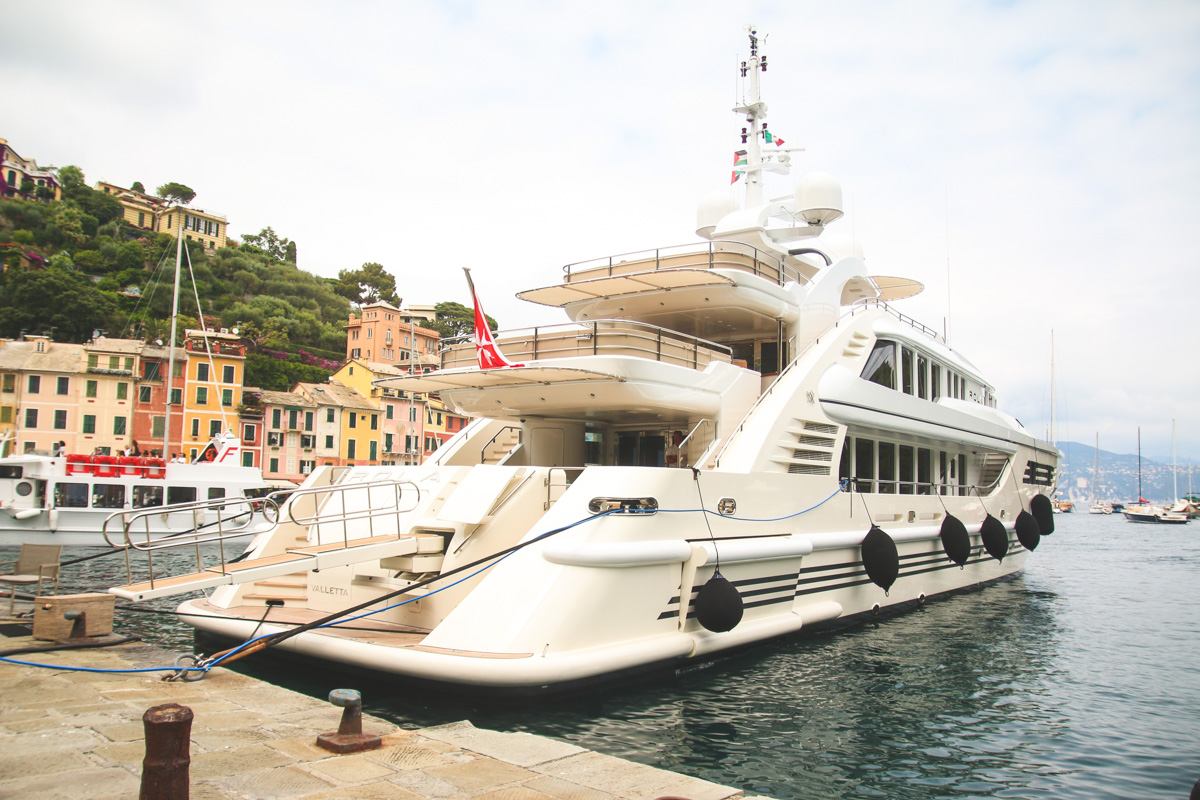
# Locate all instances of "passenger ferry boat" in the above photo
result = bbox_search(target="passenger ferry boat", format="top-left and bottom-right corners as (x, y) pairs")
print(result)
(111, 28), (1059, 693)
(0, 431), (273, 546)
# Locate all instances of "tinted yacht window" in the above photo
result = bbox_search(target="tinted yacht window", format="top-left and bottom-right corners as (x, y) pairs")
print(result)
(862, 341), (896, 389)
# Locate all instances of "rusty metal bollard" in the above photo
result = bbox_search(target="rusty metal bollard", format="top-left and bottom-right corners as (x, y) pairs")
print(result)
(140, 703), (193, 800)
(316, 689), (381, 754)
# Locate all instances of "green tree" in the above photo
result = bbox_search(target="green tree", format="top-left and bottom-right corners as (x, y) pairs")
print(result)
(156, 182), (196, 205)
(0, 269), (118, 341)
(115, 241), (146, 271)
(284, 240), (297, 265)
(430, 300), (494, 339)
(335, 262), (399, 306)
(57, 165), (87, 197)
(240, 226), (291, 261)
(79, 191), (124, 225)
(53, 204), (89, 247)
(130, 181), (145, 193)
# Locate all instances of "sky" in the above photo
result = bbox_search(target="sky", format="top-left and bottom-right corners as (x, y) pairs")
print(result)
(3, 0), (1198, 463)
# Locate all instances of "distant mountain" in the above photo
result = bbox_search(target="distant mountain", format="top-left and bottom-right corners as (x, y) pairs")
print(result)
(1054, 441), (1197, 504)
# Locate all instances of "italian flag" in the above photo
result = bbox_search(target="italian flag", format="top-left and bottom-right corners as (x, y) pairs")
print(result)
(730, 150), (748, 184)
(764, 129), (785, 146)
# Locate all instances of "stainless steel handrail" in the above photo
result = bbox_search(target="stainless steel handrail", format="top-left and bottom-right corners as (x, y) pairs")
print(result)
(481, 425), (522, 465)
(560, 240), (798, 286)
(283, 478), (422, 548)
(103, 494), (284, 589)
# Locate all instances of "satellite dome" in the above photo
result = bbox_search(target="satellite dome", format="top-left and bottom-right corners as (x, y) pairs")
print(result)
(696, 189), (740, 238)
(795, 171), (844, 226)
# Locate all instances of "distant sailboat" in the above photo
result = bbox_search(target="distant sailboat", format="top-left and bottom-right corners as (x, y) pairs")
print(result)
(1124, 425), (1189, 524)
(1088, 433), (1112, 514)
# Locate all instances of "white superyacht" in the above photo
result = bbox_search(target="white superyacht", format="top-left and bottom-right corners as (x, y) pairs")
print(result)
(112, 28), (1059, 693)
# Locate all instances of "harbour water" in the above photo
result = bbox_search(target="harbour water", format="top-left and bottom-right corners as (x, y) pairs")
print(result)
(11, 511), (1199, 799)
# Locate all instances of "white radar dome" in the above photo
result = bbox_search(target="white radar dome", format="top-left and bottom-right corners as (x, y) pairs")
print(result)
(696, 188), (741, 238)
(795, 171), (844, 226)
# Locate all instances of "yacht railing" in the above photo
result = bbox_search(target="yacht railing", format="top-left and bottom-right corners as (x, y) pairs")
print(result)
(102, 493), (288, 589)
(104, 477), (422, 591)
(441, 320), (732, 371)
(560, 240), (801, 287)
(282, 478), (422, 547)
(481, 425), (522, 465)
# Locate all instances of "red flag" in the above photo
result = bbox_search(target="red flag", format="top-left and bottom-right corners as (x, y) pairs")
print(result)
(464, 268), (523, 369)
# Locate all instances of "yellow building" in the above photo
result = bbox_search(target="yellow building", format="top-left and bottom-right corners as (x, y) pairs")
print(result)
(1, 138), (61, 202)
(295, 382), (379, 466)
(180, 329), (245, 461)
(80, 337), (142, 455)
(329, 359), (427, 465)
(95, 181), (229, 250)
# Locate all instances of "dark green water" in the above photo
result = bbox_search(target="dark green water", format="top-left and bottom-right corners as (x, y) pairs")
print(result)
(16, 512), (1200, 799)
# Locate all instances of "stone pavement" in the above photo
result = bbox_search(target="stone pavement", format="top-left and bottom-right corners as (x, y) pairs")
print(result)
(0, 626), (775, 800)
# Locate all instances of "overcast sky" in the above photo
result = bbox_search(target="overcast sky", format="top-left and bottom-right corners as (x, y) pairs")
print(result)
(4, 0), (1198, 464)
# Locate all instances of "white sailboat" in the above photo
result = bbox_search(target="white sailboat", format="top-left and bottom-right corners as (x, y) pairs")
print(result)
(1088, 433), (1112, 514)
(109, 27), (1059, 693)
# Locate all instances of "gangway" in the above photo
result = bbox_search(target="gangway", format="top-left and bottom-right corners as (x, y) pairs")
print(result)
(106, 478), (430, 601)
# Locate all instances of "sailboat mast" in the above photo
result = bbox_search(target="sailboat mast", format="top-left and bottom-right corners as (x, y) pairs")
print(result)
(1137, 426), (1142, 501)
(164, 221), (183, 459)
(1172, 419), (1178, 502)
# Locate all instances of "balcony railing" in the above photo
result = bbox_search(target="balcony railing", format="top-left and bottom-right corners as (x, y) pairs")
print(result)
(561, 240), (800, 287)
(440, 320), (731, 371)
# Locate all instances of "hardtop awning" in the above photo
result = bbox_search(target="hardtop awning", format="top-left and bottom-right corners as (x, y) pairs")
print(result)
(516, 269), (737, 307)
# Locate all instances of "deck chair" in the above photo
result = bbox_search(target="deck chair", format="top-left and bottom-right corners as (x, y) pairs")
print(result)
(0, 544), (62, 613)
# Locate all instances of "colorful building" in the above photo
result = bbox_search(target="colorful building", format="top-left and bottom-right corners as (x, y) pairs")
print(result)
(95, 181), (229, 251)
(257, 389), (318, 481)
(344, 301), (440, 369)
(328, 359), (427, 466)
(179, 329), (245, 461)
(295, 382), (378, 466)
(0, 138), (61, 202)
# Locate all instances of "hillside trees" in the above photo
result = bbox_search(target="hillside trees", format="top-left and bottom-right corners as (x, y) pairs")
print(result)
(0, 268), (119, 341)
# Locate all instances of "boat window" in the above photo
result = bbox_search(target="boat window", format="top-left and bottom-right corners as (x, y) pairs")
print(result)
(878, 442), (896, 494)
(917, 355), (929, 400)
(931, 364), (942, 401)
(901, 347), (915, 395)
(861, 341), (896, 389)
(917, 448), (932, 495)
(133, 485), (163, 508)
(92, 484), (125, 509)
(898, 445), (915, 494)
(854, 438), (874, 493)
(167, 486), (197, 505)
(208, 487), (226, 500)
(957, 454), (968, 496)
(0, 465), (22, 479)
(53, 482), (89, 508)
